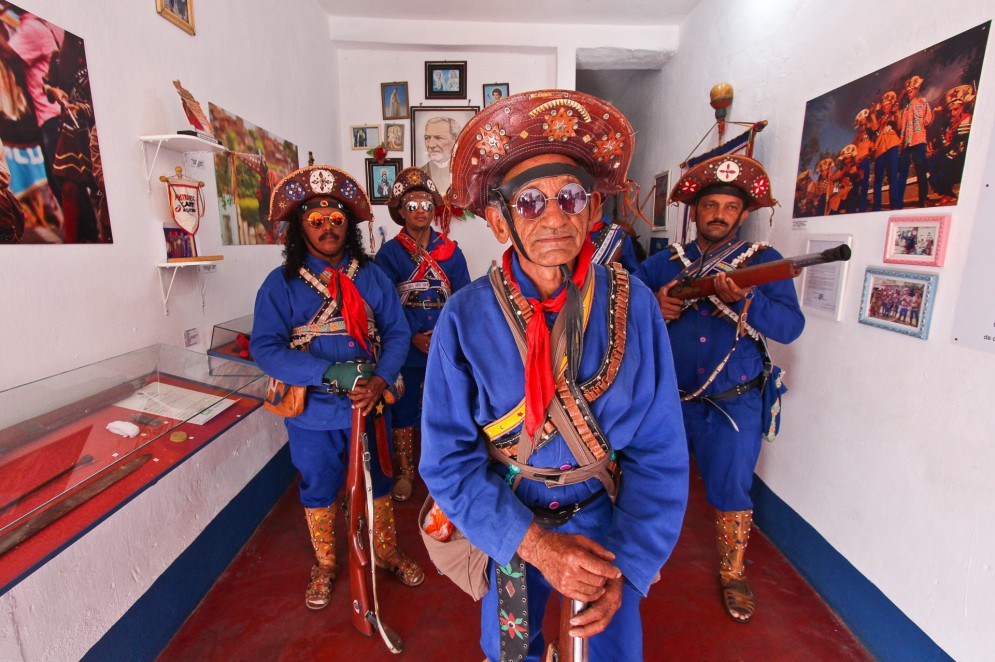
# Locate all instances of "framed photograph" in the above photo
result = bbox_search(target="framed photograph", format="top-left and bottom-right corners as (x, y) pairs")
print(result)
(801, 234), (852, 321)
(410, 106), (479, 194)
(384, 123), (405, 152)
(366, 158), (403, 205)
(482, 83), (509, 108)
(425, 61), (467, 99)
(652, 170), (671, 228)
(351, 125), (380, 151)
(858, 267), (938, 340)
(884, 214), (950, 266)
(155, 0), (195, 35)
(381, 82), (409, 120)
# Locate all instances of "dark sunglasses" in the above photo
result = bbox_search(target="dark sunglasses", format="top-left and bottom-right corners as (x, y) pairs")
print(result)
(404, 200), (435, 212)
(513, 182), (590, 221)
(305, 210), (346, 228)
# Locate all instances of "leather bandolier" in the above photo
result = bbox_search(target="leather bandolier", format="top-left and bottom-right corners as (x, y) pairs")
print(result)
(486, 261), (631, 661)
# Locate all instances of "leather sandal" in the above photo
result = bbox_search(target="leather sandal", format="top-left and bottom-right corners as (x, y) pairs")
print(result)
(305, 564), (336, 610)
(375, 551), (425, 587)
(721, 577), (755, 623)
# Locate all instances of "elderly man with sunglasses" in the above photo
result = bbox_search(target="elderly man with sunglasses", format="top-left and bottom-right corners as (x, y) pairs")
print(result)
(419, 91), (688, 662)
(375, 168), (470, 501)
(250, 165), (424, 614)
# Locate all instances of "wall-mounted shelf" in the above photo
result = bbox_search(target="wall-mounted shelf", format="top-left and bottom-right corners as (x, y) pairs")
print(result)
(156, 258), (223, 315)
(139, 134), (224, 191)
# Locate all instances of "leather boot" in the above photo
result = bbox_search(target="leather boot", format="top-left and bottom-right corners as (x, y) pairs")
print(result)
(391, 427), (416, 502)
(304, 504), (338, 610)
(372, 495), (425, 587)
(716, 509), (755, 623)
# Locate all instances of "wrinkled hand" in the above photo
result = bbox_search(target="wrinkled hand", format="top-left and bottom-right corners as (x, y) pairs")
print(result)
(656, 281), (685, 321)
(713, 272), (753, 304)
(347, 375), (387, 415)
(517, 524), (621, 602)
(568, 576), (624, 638)
(411, 331), (432, 354)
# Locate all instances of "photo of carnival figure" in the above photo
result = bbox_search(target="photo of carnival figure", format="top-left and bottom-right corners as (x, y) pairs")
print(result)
(250, 165), (424, 613)
(375, 167), (470, 501)
(636, 155), (805, 624)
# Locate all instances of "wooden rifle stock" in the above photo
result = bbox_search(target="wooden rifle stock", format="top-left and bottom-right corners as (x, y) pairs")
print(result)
(670, 243), (851, 301)
(346, 406), (403, 653)
(544, 598), (589, 662)
(347, 407), (375, 637)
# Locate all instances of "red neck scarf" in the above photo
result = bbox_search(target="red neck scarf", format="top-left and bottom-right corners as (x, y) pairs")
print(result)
(323, 261), (369, 352)
(502, 239), (594, 437)
(396, 228), (457, 281)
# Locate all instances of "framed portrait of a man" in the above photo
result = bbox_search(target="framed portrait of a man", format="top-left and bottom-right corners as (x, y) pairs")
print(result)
(425, 61), (467, 100)
(366, 158), (403, 205)
(410, 106), (479, 195)
(482, 83), (509, 108)
(381, 82), (409, 120)
(351, 125), (380, 151)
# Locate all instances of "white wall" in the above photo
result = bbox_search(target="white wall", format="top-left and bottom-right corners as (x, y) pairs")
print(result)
(636, 2), (994, 660)
(0, 0), (339, 392)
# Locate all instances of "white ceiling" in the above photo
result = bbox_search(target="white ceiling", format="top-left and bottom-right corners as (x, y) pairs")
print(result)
(315, 0), (701, 26)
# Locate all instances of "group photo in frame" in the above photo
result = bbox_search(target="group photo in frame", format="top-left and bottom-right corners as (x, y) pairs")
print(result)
(884, 214), (950, 267)
(155, 0), (195, 35)
(381, 82), (409, 120)
(384, 123), (405, 152)
(350, 125), (380, 151)
(410, 106), (479, 194)
(366, 158), (403, 204)
(792, 22), (989, 218)
(425, 61), (467, 99)
(858, 266), (938, 340)
(482, 83), (509, 108)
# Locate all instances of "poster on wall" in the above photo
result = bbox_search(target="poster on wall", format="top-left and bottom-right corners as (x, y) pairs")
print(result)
(208, 103), (299, 245)
(792, 22), (989, 219)
(0, 4), (113, 244)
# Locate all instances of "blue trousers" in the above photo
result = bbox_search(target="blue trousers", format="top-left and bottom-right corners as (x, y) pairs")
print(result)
(392, 365), (426, 429)
(857, 159), (871, 212)
(897, 143), (929, 208)
(287, 416), (392, 507)
(682, 391), (763, 512)
(873, 147), (900, 211)
(479, 496), (644, 661)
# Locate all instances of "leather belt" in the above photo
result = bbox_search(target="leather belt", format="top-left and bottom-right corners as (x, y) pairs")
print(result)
(403, 300), (446, 309)
(682, 373), (764, 403)
(529, 488), (606, 528)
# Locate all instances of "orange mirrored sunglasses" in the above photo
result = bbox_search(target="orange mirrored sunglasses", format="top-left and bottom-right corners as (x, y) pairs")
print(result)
(305, 210), (346, 228)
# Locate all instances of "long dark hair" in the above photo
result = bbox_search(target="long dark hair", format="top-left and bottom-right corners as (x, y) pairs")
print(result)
(282, 212), (371, 279)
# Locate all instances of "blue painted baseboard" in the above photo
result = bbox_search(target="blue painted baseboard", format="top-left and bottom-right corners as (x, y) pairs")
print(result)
(750, 475), (952, 662)
(82, 445), (295, 662)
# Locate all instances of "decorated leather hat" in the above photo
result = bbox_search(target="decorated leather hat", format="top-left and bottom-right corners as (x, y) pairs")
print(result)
(449, 89), (634, 216)
(386, 167), (444, 225)
(669, 154), (776, 211)
(945, 84), (975, 107)
(839, 144), (858, 160)
(270, 165), (373, 225)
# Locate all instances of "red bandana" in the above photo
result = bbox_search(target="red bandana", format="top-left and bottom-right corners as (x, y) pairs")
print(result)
(503, 239), (594, 437)
(396, 229), (458, 282)
(324, 264), (369, 352)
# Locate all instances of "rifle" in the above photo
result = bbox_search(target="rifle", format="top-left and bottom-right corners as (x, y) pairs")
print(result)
(346, 405), (403, 653)
(670, 243), (851, 301)
(545, 598), (589, 662)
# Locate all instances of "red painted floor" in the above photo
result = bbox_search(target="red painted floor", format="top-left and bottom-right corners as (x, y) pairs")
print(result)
(158, 468), (871, 662)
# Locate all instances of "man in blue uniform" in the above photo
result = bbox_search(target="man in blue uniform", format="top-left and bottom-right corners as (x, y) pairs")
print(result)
(421, 90), (689, 661)
(250, 165), (424, 612)
(589, 211), (640, 271)
(376, 167), (471, 501)
(636, 155), (805, 624)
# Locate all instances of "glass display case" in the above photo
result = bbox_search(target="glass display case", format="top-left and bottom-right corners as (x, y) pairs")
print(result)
(207, 314), (256, 373)
(0, 344), (266, 590)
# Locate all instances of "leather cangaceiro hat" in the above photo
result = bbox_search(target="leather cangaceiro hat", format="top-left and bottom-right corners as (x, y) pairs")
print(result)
(386, 167), (444, 225)
(270, 165), (373, 225)
(448, 89), (635, 216)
